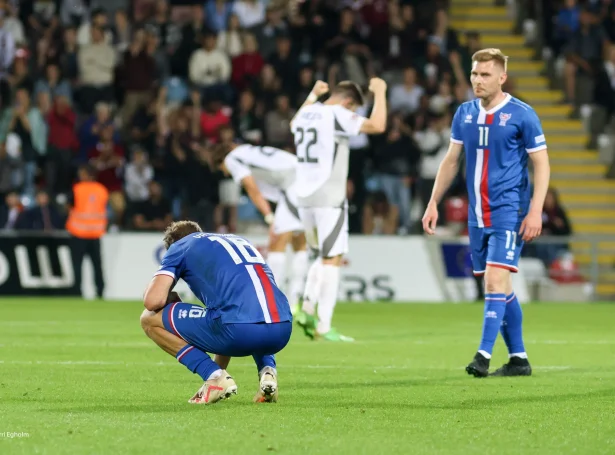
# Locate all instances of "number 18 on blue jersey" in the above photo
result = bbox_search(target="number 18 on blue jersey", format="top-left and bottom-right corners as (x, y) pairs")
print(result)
(154, 233), (292, 325)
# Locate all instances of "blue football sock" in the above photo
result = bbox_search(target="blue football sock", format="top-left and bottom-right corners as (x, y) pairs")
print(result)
(478, 293), (507, 358)
(176, 345), (221, 381)
(501, 292), (526, 357)
(253, 354), (276, 374)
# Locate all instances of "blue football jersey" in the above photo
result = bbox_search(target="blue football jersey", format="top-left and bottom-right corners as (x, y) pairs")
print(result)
(451, 94), (547, 229)
(155, 233), (291, 324)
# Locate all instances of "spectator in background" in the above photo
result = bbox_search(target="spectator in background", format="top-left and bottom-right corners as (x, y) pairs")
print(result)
(130, 94), (159, 154)
(0, 190), (22, 229)
(415, 38), (452, 91)
(593, 42), (615, 120)
(457, 31), (482, 83)
(254, 6), (288, 60)
(264, 93), (294, 148)
(231, 32), (264, 91)
(34, 62), (72, 102)
(553, 0), (581, 57)
(389, 66), (425, 116)
(233, 0), (266, 29)
(200, 96), (230, 143)
(46, 94), (78, 197)
(77, 25), (116, 113)
(0, 3), (17, 103)
(532, 187), (573, 266)
(112, 8), (132, 55)
(59, 26), (79, 83)
(0, 0), (24, 45)
(415, 112), (451, 220)
(252, 63), (280, 111)
(0, 87), (47, 198)
(131, 180), (172, 231)
(268, 33), (298, 93)
(119, 28), (156, 131)
(0, 140), (21, 197)
(77, 8), (112, 46)
(217, 14), (243, 58)
(171, 3), (206, 79)
(371, 114), (421, 234)
(431, 9), (459, 57)
(188, 31), (232, 103)
(89, 124), (125, 226)
(7, 53), (33, 95)
(183, 146), (218, 232)
(207, 0), (233, 33)
(564, 7), (609, 105)
(295, 65), (315, 108)
(14, 189), (64, 230)
(124, 146), (153, 204)
(145, 0), (181, 53)
(231, 89), (263, 144)
(78, 102), (114, 164)
(362, 190), (399, 236)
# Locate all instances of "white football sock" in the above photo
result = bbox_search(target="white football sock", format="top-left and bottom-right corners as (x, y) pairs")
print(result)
(207, 369), (223, 380)
(289, 250), (308, 307)
(267, 252), (287, 292)
(302, 258), (322, 315)
(316, 264), (340, 335)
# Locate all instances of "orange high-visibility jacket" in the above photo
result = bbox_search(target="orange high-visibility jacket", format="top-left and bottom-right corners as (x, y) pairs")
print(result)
(66, 181), (109, 239)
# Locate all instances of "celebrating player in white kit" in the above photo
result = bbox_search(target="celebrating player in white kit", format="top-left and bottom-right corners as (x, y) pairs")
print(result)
(211, 143), (308, 312)
(291, 78), (388, 342)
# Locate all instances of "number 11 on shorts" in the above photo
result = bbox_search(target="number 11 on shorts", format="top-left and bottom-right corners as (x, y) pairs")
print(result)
(505, 230), (517, 250)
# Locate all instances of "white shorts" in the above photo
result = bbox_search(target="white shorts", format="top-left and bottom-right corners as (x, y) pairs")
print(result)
(273, 190), (303, 235)
(299, 202), (349, 258)
(219, 178), (241, 205)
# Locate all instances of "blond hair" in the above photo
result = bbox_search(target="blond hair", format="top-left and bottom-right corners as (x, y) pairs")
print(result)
(472, 48), (508, 72)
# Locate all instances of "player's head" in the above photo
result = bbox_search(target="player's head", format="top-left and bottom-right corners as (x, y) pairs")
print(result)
(210, 142), (237, 174)
(162, 220), (202, 249)
(327, 81), (365, 111)
(470, 48), (508, 100)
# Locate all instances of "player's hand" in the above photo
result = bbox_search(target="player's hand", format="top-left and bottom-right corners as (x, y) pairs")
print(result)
(368, 77), (387, 94)
(520, 210), (543, 242)
(422, 203), (439, 235)
(311, 80), (329, 97)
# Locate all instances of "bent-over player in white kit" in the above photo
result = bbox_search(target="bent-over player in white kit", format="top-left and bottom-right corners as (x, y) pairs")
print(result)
(291, 79), (388, 341)
(211, 143), (308, 311)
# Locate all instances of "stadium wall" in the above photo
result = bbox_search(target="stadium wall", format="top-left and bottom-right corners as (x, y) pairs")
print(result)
(0, 233), (531, 302)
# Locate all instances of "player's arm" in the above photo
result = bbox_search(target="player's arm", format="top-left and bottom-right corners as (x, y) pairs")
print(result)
(428, 141), (463, 206)
(528, 149), (550, 215)
(143, 275), (174, 311)
(359, 78), (387, 134)
(422, 141), (463, 234)
(241, 175), (275, 226)
(520, 110), (550, 241)
(144, 243), (184, 311)
(290, 80), (329, 128)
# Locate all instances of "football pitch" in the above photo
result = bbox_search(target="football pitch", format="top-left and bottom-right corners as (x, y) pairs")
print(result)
(1, 300), (614, 455)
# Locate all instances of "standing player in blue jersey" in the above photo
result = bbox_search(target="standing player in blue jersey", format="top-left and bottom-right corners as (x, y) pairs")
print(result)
(140, 221), (292, 404)
(422, 48), (551, 377)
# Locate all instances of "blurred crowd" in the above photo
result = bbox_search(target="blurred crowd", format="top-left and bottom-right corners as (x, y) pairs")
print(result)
(540, 0), (615, 115)
(0, 0), (549, 239)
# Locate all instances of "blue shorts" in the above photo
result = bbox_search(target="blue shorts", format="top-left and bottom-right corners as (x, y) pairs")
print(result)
(468, 225), (525, 276)
(162, 303), (292, 357)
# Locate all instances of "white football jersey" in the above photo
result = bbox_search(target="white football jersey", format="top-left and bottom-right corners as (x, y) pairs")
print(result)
(291, 103), (366, 207)
(224, 144), (297, 202)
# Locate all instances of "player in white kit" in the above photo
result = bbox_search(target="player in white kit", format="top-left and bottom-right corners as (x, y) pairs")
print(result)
(291, 78), (388, 341)
(211, 143), (308, 311)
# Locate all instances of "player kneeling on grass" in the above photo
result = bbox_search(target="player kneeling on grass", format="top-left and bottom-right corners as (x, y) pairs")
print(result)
(210, 142), (308, 315)
(140, 221), (292, 404)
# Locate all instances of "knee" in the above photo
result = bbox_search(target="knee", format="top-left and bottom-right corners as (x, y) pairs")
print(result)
(484, 268), (509, 294)
(140, 309), (157, 336)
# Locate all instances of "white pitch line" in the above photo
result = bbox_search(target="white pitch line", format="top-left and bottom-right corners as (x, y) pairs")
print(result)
(0, 360), (573, 371)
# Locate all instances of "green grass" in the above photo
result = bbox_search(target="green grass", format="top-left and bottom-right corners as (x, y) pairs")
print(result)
(1, 299), (615, 455)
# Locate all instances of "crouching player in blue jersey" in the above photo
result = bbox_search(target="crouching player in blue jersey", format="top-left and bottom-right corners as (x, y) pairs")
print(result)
(140, 221), (292, 404)
(422, 48), (551, 377)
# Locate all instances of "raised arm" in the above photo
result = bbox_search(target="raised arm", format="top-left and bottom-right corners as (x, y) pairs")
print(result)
(290, 80), (330, 128)
(359, 78), (387, 134)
